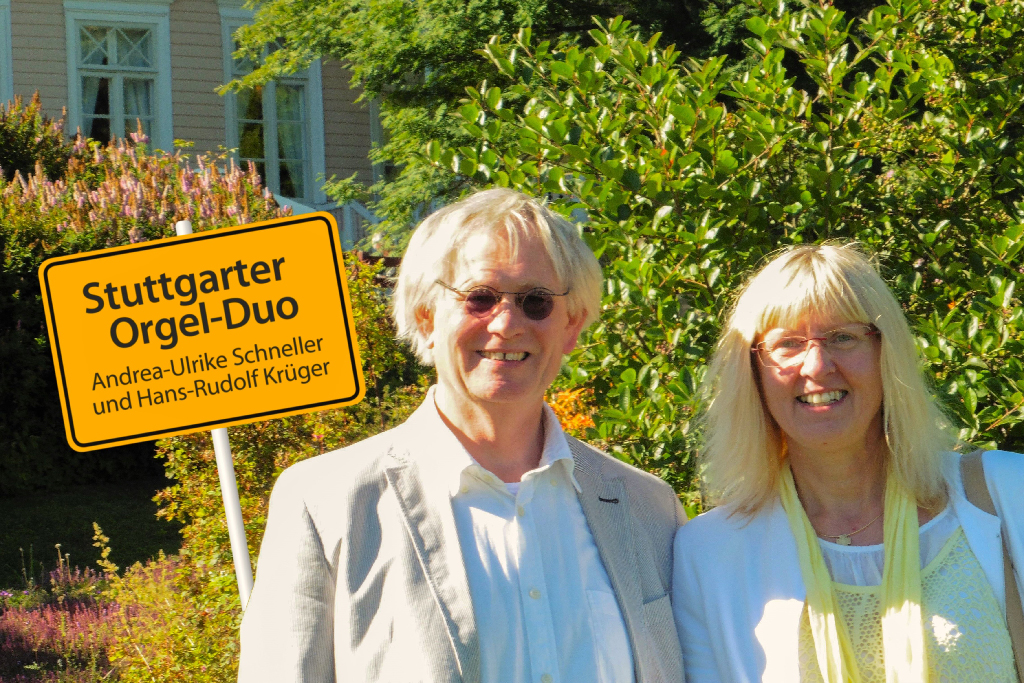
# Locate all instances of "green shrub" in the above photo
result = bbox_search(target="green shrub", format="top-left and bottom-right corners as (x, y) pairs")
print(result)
(425, 0), (1024, 502)
(0, 92), (74, 182)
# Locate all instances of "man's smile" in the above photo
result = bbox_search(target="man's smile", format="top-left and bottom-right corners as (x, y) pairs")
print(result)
(478, 351), (529, 361)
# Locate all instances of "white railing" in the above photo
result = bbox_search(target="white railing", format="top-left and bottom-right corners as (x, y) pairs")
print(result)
(340, 200), (381, 249)
(272, 194), (316, 216)
(272, 195), (382, 250)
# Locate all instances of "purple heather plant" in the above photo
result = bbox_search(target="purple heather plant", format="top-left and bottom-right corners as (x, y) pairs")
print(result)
(0, 546), (122, 680)
(0, 599), (121, 679)
(0, 132), (290, 249)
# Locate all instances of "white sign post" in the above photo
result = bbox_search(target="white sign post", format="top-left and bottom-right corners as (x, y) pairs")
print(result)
(175, 219), (254, 609)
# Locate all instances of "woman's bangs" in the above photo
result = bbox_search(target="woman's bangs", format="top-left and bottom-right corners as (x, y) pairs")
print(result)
(756, 264), (870, 334)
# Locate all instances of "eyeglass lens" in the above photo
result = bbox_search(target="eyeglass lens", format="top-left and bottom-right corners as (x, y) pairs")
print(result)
(464, 288), (556, 321)
(760, 326), (876, 366)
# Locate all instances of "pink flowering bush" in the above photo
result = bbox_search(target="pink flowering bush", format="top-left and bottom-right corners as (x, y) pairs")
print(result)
(0, 601), (120, 680)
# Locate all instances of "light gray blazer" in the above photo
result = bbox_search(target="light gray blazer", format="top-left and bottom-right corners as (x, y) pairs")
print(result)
(238, 405), (686, 683)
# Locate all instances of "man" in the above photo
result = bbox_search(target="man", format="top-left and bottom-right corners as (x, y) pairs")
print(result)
(239, 188), (685, 682)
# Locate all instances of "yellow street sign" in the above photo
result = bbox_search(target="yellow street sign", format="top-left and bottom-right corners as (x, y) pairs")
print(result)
(39, 213), (365, 451)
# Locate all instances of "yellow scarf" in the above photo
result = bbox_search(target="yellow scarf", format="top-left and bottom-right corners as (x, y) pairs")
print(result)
(779, 464), (927, 683)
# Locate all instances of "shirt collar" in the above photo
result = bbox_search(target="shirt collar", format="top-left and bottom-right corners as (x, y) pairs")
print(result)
(408, 385), (582, 497)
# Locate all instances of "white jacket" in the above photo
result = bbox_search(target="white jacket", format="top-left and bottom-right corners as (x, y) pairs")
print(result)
(672, 450), (1024, 683)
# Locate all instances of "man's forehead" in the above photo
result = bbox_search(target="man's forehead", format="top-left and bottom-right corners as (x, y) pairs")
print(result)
(450, 233), (558, 284)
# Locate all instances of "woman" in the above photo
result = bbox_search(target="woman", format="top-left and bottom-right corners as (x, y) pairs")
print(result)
(673, 243), (1024, 682)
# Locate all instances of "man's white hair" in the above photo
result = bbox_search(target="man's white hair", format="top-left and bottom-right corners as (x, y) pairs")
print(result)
(393, 188), (602, 365)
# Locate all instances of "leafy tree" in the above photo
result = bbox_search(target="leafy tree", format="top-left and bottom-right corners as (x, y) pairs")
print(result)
(226, 0), (719, 248)
(699, 0), (881, 79)
(423, 0), (1024, 502)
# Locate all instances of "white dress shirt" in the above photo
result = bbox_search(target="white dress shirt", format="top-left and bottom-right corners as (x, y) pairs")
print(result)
(419, 392), (635, 683)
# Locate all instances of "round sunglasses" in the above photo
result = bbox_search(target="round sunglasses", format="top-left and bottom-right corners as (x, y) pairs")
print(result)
(434, 280), (569, 321)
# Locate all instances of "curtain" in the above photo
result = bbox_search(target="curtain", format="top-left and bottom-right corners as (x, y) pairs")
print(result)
(80, 76), (108, 140)
(123, 78), (152, 137)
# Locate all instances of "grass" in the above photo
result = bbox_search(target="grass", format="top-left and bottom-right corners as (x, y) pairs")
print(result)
(0, 478), (181, 588)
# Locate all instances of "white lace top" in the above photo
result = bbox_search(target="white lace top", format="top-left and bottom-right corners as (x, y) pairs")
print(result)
(818, 505), (960, 586)
(797, 505), (1016, 682)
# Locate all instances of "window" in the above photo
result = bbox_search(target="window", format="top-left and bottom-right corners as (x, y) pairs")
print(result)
(65, 2), (173, 149)
(220, 10), (326, 204)
(78, 26), (156, 142)
(232, 49), (308, 199)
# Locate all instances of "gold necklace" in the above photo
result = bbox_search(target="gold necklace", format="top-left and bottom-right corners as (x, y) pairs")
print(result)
(818, 510), (883, 546)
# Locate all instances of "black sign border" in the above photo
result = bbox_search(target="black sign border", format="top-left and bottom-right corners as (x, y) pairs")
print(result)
(41, 214), (363, 450)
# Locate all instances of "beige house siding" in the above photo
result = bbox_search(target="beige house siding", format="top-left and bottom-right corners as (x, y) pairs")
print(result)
(321, 59), (373, 186)
(169, 0), (226, 154)
(11, 0), (67, 122)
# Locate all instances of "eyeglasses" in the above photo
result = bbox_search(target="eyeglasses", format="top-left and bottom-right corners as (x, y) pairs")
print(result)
(434, 280), (570, 321)
(752, 325), (880, 368)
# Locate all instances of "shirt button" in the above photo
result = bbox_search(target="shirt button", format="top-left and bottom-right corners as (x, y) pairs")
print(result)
(541, 675), (552, 683)
(460, 485), (469, 494)
(550, 478), (557, 486)
(529, 588), (541, 600)
(517, 505), (525, 517)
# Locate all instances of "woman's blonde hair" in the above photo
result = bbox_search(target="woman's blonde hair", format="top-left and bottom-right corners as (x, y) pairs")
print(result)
(702, 243), (952, 514)
(393, 188), (603, 365)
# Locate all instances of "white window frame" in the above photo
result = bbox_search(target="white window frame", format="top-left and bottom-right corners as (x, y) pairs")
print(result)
(219, 5), (326, 205)
(0, 0), (13, 105)
(64, 0), (173, 151)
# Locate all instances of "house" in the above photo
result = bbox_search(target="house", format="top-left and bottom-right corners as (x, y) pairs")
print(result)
(4, 0), (380, 244)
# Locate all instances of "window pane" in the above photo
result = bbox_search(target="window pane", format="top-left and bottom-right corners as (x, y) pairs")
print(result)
(134, 117), (152, 139)
(236, 87), (263, 121)
(275, 84), (304, 121)
(232, 41), (256, 76)
(80, 27), (109, 65)
(82, 76), (110, 115)
(239, 122), (265, 158)
(277, 122), (304, 161)
(116, 28), (152, 68)
(123, 79), (152, 117)
(81, 75), (111, 142)
(279, 160), (303, 198)
(84, 117), (111, 144)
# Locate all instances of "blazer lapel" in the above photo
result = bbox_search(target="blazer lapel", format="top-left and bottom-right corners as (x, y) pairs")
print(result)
(569, 440), (647, 670)
(385, 441), (481, 683)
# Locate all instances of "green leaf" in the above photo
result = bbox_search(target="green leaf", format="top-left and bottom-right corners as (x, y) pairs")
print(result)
(550, 61), (573, 79)
(485, 87), (502, 109)
(652, 205), (673, 228)
(621, 169), (642, 191)
(458, 104), (481, 123)
(746, 16), (769, 37)
(425, 140), (440, 162)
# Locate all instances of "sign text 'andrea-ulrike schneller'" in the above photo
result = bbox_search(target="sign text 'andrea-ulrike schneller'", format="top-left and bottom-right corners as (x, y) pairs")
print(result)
(39, 213), (365, 451)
